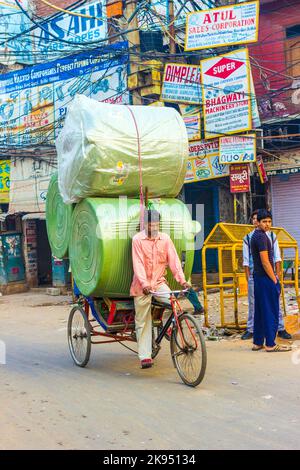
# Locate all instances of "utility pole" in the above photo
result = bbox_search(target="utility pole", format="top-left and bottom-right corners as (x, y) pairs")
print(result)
(168, 0), (176, 55)
(125, 0), (142, 105)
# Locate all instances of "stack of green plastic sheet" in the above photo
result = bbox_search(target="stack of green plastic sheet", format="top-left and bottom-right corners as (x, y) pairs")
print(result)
(69, 197), (198, 297)
(56, 95), (189, 203)
(46, 173), (73, 259)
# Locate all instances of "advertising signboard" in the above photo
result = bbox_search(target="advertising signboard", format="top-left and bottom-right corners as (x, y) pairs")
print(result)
(185, 1), (259, 51)
(34, 0), (107, 63)
(219, 134), (256, 164)
(230, 164), (250, 193)
(0, 160), (10, 203)
(185, 139), (229, 183)
(161, 63), (202, 104)
(201, 48), (252, 139)
(183, 114), (201, 141)
(0, 42), (129, 147)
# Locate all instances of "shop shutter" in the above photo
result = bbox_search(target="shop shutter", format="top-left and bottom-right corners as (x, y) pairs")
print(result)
(271, 174), (300, 250)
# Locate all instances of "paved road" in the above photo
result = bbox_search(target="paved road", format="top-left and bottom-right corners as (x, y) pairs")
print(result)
(1, 291), (300, 450)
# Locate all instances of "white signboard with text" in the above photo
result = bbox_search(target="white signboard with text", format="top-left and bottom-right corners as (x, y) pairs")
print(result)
(201, 48), (252, 139)
(219, 134), (256, 164)
(161, 63), (202, 104)
(185, 1), (259, 51)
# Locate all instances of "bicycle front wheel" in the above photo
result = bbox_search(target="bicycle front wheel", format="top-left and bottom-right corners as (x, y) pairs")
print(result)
(170, 313), (207, 387)
(68, 305), (91, 367)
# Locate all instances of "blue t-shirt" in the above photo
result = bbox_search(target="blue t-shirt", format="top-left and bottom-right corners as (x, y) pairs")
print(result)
(250, 229), (274, 276)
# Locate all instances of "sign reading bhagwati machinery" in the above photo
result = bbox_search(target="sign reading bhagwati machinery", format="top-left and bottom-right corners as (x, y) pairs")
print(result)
(201, 48), (252, 139)
(219, 134), (256, 164)
(185, 1), (259, 51)
(0, 42), (129, 147)
(161, 63), (202, 104)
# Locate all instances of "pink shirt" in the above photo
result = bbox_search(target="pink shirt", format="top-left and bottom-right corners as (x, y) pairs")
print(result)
(130, 230), (186, 297)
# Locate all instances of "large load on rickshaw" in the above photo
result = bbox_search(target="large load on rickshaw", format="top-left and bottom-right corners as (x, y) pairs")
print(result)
(56, 94), (188, 203)
(46, 95), (207, 387)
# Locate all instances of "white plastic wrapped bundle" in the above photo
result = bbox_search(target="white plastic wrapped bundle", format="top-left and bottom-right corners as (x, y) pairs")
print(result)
(56, 95), (188, 203)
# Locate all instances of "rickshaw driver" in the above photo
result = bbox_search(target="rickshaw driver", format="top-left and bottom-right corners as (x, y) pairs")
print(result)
(130, 209), (191, 369)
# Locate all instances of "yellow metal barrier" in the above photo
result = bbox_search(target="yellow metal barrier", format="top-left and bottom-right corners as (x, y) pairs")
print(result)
(202, 223), (300, 329)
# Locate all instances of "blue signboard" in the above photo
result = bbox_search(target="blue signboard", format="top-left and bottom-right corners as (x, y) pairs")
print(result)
(0, 42), (129, 146)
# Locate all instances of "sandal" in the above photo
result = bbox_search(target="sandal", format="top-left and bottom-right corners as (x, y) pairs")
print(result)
(266, 344), (292, 352)
(252, 345), (264, 351)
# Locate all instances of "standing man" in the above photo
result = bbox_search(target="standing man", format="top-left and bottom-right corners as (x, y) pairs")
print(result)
(130, 209), (191, 369)
(251, 209), (291, 352)
(242, 209), (291, 340)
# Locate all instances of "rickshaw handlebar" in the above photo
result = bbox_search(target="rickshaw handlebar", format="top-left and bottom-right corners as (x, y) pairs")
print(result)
(149, 289), (189, 296)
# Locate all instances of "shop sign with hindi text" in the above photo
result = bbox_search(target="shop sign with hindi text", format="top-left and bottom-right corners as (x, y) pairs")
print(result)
(230, 164), (250, 193)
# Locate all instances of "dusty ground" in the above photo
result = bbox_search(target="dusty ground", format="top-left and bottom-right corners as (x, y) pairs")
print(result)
(1, 290), (300, 450)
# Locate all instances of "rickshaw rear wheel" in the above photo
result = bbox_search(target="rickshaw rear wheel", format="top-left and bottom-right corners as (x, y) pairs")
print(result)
(68, 305), (91, 367)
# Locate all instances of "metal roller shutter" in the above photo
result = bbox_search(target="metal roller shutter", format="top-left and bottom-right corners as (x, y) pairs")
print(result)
(271, 174), (300, 248)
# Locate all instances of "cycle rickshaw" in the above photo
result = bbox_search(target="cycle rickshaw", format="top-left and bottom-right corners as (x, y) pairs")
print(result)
(68, 285), (207, 387)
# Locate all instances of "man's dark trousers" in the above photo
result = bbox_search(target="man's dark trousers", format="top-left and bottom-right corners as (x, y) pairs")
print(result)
(253, 274), (280, 347)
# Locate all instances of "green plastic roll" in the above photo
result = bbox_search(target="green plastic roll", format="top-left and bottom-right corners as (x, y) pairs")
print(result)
(56, 95), (189, 203)
(69, 198), (198, 298)
(46, 173), (73, 259)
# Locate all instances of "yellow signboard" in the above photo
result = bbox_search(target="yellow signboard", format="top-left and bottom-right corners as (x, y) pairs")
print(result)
(0, 160), (10, 203)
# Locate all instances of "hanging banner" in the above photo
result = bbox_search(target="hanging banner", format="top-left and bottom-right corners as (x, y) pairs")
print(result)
(185, 139), (229, 183)
(201, 48), (252, 139)
(161, 63), (202, 104)
(0, 42), (129, 147)
(183, 114), (201, 141)
(230, 164), (250, 193)
(0, 160), (10, 203)
(185, 1), (259, 51)
(219, 134), (256, 164)
(256, 155), (268, 183)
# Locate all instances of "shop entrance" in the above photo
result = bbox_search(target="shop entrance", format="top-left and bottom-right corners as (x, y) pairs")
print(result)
(36, 220), (52, 285)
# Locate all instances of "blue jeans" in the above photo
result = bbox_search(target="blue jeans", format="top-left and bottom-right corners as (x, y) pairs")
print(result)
(247, 274), (284, 332)
(253, 274), (280, 347)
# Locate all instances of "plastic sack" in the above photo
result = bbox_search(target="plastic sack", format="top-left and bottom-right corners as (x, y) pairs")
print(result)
(56, 95), (188, 203)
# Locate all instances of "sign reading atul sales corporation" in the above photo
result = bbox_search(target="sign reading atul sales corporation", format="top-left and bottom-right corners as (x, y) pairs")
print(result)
(201, 48), (252, 139)
(185, 1), (259, 51)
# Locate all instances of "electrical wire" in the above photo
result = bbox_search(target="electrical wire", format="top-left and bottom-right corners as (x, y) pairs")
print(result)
(37, 0), (107, 21)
